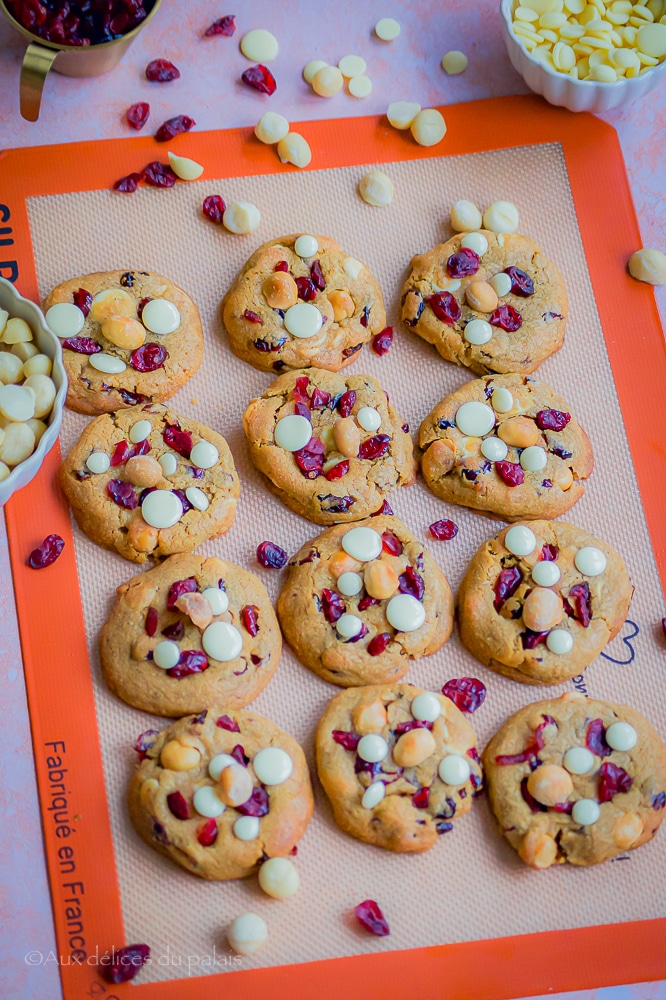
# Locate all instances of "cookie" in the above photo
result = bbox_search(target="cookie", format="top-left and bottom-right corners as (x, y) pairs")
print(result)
(128, 707), (314, 880)
(419, 373), (594, 521)
(243, 369), (416, 524)
(59, 402), (240, 563)
(315, 683), (482, 852)
(42, 270), (204, 415)
(222, 234), (387, 373)
(100, 554), (281, 716)
(401, 230), (567, 375)
(483, 692), (666, 868)
(277, 515), (454, 686)
(458, 520), (632, 685)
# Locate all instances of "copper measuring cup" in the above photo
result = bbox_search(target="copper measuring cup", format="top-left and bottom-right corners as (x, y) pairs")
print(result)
(0, 0), (163, 122)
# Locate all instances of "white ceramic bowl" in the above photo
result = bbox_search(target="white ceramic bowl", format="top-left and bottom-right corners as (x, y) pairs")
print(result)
(0, 277), (67, 506)
(500, 0), (666, 113)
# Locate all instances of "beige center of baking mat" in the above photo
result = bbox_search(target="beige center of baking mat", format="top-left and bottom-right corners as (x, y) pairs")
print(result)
(27, 144), (666, 983)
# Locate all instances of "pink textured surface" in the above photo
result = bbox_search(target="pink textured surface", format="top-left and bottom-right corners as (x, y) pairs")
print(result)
(1, 2), (664, 999)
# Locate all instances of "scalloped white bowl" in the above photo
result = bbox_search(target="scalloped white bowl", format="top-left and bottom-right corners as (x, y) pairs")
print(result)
(0, 277), (67, 506)
(500, 0), (666, 113)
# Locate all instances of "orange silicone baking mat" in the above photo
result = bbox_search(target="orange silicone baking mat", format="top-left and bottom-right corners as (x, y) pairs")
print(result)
(3, 97), (666, 1000)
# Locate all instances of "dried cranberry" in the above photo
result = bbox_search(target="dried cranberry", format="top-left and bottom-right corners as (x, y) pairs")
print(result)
(202, 194), (226, 223)
(275, 260), (289, 272)
(107, 480), (138, 509)
(231, 744), (249, 766)
(521, 629), (549, 649)
(142, 161), (177, 188)
(447, 247), (480, 278)
(292, 376), (310, 403)
(320, 495), (355, 514)
(294, 401), (312, 420)
(310, 387), (331, 409)
(241, 64), (277, 95)
(496, 745), (539, 767)
(429, 519), (458, 541)
(521, 776), (547, 813)
(322, 589), (345, 623)
(295, 276), (317, 301)
(197, 818), (218, 846)
(163, 423), (192, 458)
(535, 716), (557, 750)
(155, 114), (196, 142)
(111, 441), (133, 466)
(565, 583), (592, 627)
(429, 291), (462, 325)
(254, 337), (285, 352)
(332, 730), (360, 751)
(586, 719), (612, 758)
(504, 266), (534, 297)
(536, 409), (571, 432)
(310, 260), (326, 290)
(371, 326), (393, 355)
(374, 500), (393, 516)
(652, 792), (666, 810)
(368, 633), (391, 656)
(442, 677), (486, 713)
(358, 595), (379, 611)
(126, 101), (150, 130)
(394, 720), (433, 735)
(241, 605), (259, 637)
(295, 437), (324, 478)
(256, 541), (288, 569)
(133, 729), (159, 761)
(598, 762), (633, 803)
(412, 786), (430, 809)
(354, 899), (390, 937)
(72, 287), (92, 316)
(61, 335), (101, 355)
(490, 304), (522, 332)
(342, 343), (362, 359)
(398, 566), (424, 600)
(103, 943), (150, 985)
(114, 173), (143, 193)
(324, 460), (349, 481)
(130, 342), (167, 372)
(168, 651), (208, 678)
(243, 310), (263, 324)
(381, 531), (402, 556)
(145, 607), (158, 636)
(145, 59), (180, 82)
(167, 791), (189, 819)
(358, 434), (390, 460)
(167, 577), (197, 611)
(237, 787), (269, 816)
(216, 715), (240, 732)
(28, 534), (65, 569)
(495, 460), (525, 487)
(337, 390), (357, 417)
(115, 387), (148, 406)
(540, 544), (559, 561)
(161, 621), (184, 641)
(205, 14), (235, 35)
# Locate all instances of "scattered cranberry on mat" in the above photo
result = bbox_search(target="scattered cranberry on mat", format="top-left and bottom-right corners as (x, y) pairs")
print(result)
(442, 677), (487, 714)
(126, 102), (150, 130)
(205, 14), (236, 36)
(256, 541), (288, 569)
(354, 899), (390, 937)
(114, 172), (143, 193)
(202, 194), (227, 223)
(155, 115), (196, 142)
(145, 59), (180, 82)
(429, 519), (458, 541)
(371, 326), (394, 355)
(103, 943), (150, 984)
(28, 534), (65, 569)
(241, 64), (277, 95)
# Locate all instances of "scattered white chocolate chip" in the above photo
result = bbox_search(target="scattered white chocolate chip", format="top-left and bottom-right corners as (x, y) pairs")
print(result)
(255, 111), (290, 145)
(441, 50), (468, 74)
(532, 560), (561, 586)
(490, 271), (513, 297)
(141, 298), (180, 335)
(294, 234), (319, 257)
(278, 132), (312, 168)
(520, 445), (548, 472)
(202, 621), (243, 661)
(461, 231), (489, 256)
(228, 913), (268, 956)
(491, 386), (513, 412)
(342, 526), (383, 561)
(386, 593), (426, 632)
(411, 692), (441, 723)
(362, 780), (386, 809)
(411, 108), (447, 147)
(141, 489), (182, 529)
(185, 486), (209, 511)
(339, 54), (366, 77)
(348, 75), (373, 98)
(356, 406), (382, 432)
(455, 400), (495, 436)
(438, 754), (471, 786)
(357, 734), (389, 763)
(258, 857), (299, 899)
(208, 752), (237, 780)
(190, 440), (219, 469)
(336, 613), (363, 639)
(483, 200), (519, 234)
(358, 170), (393, 207)
(563, 746), (595, 775)
(240, 28), (278, 62)
(606, 722), (637, 751)
(193, 785), (226, 818)
(167, 151), (204, 181)
(2, 317), (33, 344)
(223, 201), (261, 235)
(343, 257), (364, 280)
(504, 524), (536, 557)
(284, 301), (323, 338)
(129, 419), (152, 444)
(253, 747), (293, 785)
(89, 353), (127, 374)
(337, 571), (363, 596)
(201, 586), (229, 616)
(481, 436), (508, 461)
(86, 451), (110, 474)
(572, 799), (600, 826)
(153, 639), (180, 669)
(158, 452), (177, 476)
(233, 815), (260, 840)
(45, 302), (84, 339)
(274, 413), (313, 452)
(464, 318), (493, 345)
(628, 248), (666, 285)
(303, 59), (327, 84)
(546, 628), (573, 654)
(0, 384), (35, 422)
(312, 65), (344, 97)
(387, 101), (421, 130)
(574, 546), (607, 577)
(375, 17), (401, 40)
(450, 199), (483, 232)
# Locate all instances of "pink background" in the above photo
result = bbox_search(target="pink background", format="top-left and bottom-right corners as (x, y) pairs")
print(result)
(1, 1), (664, 997)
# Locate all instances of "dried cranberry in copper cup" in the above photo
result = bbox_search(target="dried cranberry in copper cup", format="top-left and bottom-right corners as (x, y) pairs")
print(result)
(0, 0), (164, 121)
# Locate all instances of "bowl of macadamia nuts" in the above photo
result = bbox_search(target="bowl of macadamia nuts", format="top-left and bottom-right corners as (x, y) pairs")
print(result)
(0, 277), (67, 505)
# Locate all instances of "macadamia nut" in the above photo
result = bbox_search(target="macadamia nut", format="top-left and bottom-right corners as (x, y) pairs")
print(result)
(277, 132), (312, 168)
(483, 200), (519, 234)
(628, 247), (666, 285)
(228, 913), (268, 955)
(450, 199), (483, 232)
(223, 201), (261, 234)
(411, 108), (447, 147)
(358, 170), (394, 207)
(258, 857), (300, 899)
(255, 111), (290, 144)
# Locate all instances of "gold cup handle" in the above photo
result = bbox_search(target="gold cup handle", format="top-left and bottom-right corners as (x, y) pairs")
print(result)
(20, 42), (58, 122)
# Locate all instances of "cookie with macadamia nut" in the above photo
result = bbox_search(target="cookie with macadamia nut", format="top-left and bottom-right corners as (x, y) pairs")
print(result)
(457, 520), (632, 685)
(222, 234), (387, 372)
(418, 373), (594, 522)
(483, 693), (666, 868)
(315, 683), (482, 852)
(401, 230), (567, 375)
(59, 403), (239, 563)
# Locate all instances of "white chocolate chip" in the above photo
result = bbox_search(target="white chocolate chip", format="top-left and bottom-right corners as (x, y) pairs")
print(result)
(240, 28), (278, 62)
(141, 489), (183, 529)
(438, 754), (471, 786)
(45, 302), (85, 339)
(375, 17), (401, 40)
(411, 692), (441, 722)
(86, 451), (110, 474)
(141, 298), (181, 335)
(277, 132), (312, 168)
(294, 234), (319, 257)
(441, 50), (468, 74)
(337, 571), (363, 596)
(193, 786), (226, 818)
(520, 445), (548, 472)
(129, 419), (152, 444)
(343, 257), (364, 280)
(546, 628), (573, 654)
(233, 815), (260, 840)
(574, 546), (607, 577)
(491, 386), (513, 412)
(357, 734), (389, 763)
(455, 400), (495, 436)
(490, 272), (513, 297)
(348, 75), (373, 98)
(450, 199), (483, 232)
(303, 59), (328, 84)
(461, 231), (489, 256)
(563, 746), (595, 775)
(284, 302), (323, 339)
(208, 752), (237, 780)
(356, 406), (382, 432)
(532, 560), (561, 586)
(228, 913), (268, 956)
(606, 722), (637, 751)
(2, 318), (33, 344)
(159, 452), (177, 476)
(258, 857), (299, 899)
(254, 111), (290, 144)
(481, 436), (508, 461)
(153, 639), (180, 669)
(167, 151), (204, 181)
(274, 414), (313, 451)
(202, 621), (243, 661)
(253, 747), (293, 785)
(185, 486), (209, 511)
(504, 524), (537, 557)
(572, 799), (600, 826)
(628, 247), (666, 285)
(386, 593), (426, 632)
(358, 170), (393, 207)
(338, 54), (366, 77)
(202, 586), (229, 616)
(464, 318), (493, 345)
(362, 781), (386, 809)
(190, 441), (219, 469)
(411, 108), (447, 147)
(483, 200), (519, 234)
(0, 384), (35, 422)
(89, 353), (127, 374)
(342, 526), (383, 561)
(336, 613), (363, 639)
(312, 65), (344, 97)
(223, 201), (261, 234)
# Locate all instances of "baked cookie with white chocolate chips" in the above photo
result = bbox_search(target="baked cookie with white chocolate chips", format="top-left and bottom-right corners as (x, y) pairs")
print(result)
(419, 373), (594, 521)
(100, 554), (281, 716)
(315, 683), (482, 852)
(458, 521), (632, 685)
(59, 403), (240, 563)
(277, 516), (454, 686)
(222, 234), (387, 373)
(401, 231), (567, 375)
(128, 707), (313, 880)
(43, 270), (204, 414)
(483, 693), (666, 868)
(243, 368), (415, 523)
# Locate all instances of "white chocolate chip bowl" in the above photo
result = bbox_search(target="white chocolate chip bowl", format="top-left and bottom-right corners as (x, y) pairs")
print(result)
(499, 0), (666, 113)
(0, 277), (67, 505)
